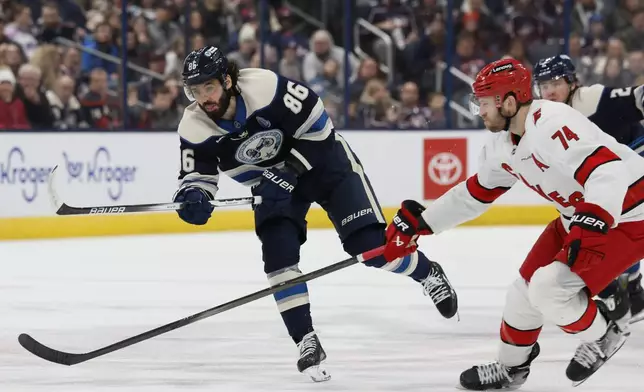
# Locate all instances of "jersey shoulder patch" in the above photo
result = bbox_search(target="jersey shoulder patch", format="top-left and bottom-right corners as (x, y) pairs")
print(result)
(178, 103), (227, 144)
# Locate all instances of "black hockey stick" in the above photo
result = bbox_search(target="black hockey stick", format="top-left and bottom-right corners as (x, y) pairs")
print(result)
(47, 165), (261, 215)
(18, 246), (384, 366)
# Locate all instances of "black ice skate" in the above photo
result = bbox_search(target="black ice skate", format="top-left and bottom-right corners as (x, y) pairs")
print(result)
(421, 261), (458, 319)
(627, 274), (644, 324)
(459, 342), (540, 390)
(565, 301), (628, 387)
(296, 332), (330, 382)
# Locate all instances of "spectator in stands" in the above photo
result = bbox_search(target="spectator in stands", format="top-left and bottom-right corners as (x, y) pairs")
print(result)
(191, 33), (207, 51)
(37, 2), (76, 44)
(507, 0), (546, 47)
(46, 74), (87, 129)
(625, 50), (644, 84)
(228, 24), (258, 69)
(126, 83), (148, 129)
(426, 92), (446, 128)
(308, 58), (343, 103)
(598, 56), (631, 86)
(572, 0), (605, 35)
(588, 37), (626, 81)
(0, 67), (29, 129)
(395, 81), (432, 129)
(278, 38), (303, 81)
(164, 77), (188, 111)
(81, 21), (118, 77)
(148, 1), (182, 56)
(132, 15), (153, 55)
(350, 57), (382, 102)
(80, 68), (114, 129)
(618, 7), (644, 51)
(354, 78), (399, 128)
(146, 86), (180, 129)
(163, 38), (184, 79)
(367, 0), (417, 76)
(30, 44), (61, 91)
(200, 0), (232, 50)
(137, 53), (166, 102)
(272, 7), (309, 57)
(604, 0), (641, 35)
(16, 63), (55, 128)
(567, 32), (593, 84)
(504, 37), (531, 70)
(302, 29), (357, 88)
(121, 29), (151, 82)
(0, 16), (23, 54)
(0, 43), (24, 76)
(4, 5), (38, 59)
(584, 14), (609, 57)
(60, 47), (82, 84)
(452, 32), (486, 87)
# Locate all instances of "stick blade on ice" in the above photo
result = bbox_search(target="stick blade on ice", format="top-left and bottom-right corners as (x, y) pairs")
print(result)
(18, 333), (81, 366)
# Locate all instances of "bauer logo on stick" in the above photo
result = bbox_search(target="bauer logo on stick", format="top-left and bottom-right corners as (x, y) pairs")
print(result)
(89, 207), (126, 214)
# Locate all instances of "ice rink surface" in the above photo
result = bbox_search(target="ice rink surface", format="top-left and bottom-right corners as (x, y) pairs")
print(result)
(2, 226), (643, 391)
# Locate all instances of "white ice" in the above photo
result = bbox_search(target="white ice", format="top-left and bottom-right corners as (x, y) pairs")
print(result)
(2, 227), (643, 391)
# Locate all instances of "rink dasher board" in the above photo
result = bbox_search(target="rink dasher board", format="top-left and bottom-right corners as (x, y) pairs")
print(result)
(0, 130), (556, 240)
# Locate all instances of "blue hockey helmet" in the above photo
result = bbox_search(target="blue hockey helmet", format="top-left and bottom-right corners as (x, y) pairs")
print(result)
(182, 45), (229, 100)
(533, 54), (577, 84)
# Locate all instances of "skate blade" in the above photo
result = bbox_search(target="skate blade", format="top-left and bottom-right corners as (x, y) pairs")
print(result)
(301, 364), (331, 382)
(455, 383), (522, 391)
(571, 335), (627, 387)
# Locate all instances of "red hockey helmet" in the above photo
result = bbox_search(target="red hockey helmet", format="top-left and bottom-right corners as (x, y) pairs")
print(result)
(469, 58), (532, 115)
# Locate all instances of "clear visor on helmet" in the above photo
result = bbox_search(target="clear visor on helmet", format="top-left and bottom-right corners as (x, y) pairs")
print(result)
(183, 82), (219, 102)
(468, 93), (480, 115)
(532, 75), (567, 99)
(468, 93), (497, 115)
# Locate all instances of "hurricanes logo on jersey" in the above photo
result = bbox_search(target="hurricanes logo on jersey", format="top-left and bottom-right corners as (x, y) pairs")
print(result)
(235, 130), (284, 164)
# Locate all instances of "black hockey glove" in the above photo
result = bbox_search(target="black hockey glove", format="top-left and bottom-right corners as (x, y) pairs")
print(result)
(251, 166), (298, 212)
(174, 187), (214, 225)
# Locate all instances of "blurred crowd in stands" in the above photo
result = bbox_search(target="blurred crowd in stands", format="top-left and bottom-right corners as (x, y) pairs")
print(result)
(0, 0), (642, 130)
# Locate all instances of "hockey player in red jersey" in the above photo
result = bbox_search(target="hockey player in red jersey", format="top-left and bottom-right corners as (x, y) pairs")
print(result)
(383, 58), (644, 389)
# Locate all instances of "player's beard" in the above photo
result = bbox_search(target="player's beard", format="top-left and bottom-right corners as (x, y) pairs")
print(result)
(200, 88), (233, 120)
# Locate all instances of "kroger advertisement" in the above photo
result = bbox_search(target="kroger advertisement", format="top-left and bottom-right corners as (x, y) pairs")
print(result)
(0, 133), (178, 218)
(0, 131), (549, 219)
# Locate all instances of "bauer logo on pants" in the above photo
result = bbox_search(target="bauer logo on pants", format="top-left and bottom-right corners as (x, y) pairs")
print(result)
(423, 138), (467, 200)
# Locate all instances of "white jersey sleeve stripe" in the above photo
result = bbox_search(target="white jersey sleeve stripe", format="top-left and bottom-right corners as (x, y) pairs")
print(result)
(573, 146), (622, 187)
(465, 174), (511, 204)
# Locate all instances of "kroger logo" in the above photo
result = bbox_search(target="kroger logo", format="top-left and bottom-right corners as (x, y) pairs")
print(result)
(63, 147), (137, 201)
(0, 147), (53, 202)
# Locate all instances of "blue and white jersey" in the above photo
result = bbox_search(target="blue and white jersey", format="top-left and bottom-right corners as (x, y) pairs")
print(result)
(570, 84), (644, 146)
(176, 68), (334, 196)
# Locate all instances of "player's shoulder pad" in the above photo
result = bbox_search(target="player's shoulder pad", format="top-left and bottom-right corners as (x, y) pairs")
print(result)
(530, 99), (576, 124)
(178, 102), (227, 145)
(528, 100), (579, 137)
(570, 84), (604, 117)
(237, 68), (279, 114)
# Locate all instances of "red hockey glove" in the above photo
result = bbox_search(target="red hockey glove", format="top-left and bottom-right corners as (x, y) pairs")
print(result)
(383, 200), (433, 262)
(560, 202), (613, 275)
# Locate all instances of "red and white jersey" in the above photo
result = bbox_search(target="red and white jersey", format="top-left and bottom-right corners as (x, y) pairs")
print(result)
(422, 99), (644, 234)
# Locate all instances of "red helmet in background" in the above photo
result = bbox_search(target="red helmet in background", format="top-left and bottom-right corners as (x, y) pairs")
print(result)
(469, 58), (532, 115)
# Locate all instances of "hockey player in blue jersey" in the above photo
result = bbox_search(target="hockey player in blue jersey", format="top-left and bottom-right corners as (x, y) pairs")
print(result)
(171, 46), (458, 381)
(533, 54), (644, 323)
